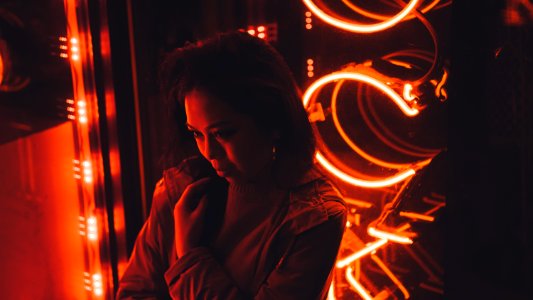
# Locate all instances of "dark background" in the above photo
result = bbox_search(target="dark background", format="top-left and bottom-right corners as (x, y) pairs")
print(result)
(1, 0), (531, 298)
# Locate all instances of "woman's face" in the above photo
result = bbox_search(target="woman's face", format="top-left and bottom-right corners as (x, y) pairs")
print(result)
(184, 89), (275, 184)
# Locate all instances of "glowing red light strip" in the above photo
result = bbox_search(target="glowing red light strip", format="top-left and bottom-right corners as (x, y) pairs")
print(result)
(329, 79), (429, 170)
(302, 0), (420, 33)
(0, 53), (4, 85)
(399, 211), (435, 222)
(340, 0), (441, 22)
(345, 267), (373, 300)
(336, 239), (388, 268)
(368, 227), (413, 244)
(316, 152), (415, 188)
(303, 72), (419, 116)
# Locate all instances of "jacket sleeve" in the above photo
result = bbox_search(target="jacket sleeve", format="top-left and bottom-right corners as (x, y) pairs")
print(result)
(163, 197), (347, 300)
(116, 180), (173, 300)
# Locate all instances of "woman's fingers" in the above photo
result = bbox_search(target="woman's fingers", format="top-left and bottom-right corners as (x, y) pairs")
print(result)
(179, 177), (213, 210)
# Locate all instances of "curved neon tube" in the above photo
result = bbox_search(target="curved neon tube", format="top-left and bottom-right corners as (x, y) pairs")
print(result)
(330, 79), (428, 170)
(302, 0), (420, 33)
(346, 267), (372, 300)
(303, 72), (419, 116)
(316, 152), (416, 188)
(403, 83), (416, 102)
(341, 0), (441, 22)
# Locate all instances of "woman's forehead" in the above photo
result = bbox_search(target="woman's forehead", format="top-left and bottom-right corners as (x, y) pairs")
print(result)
(184, 89), (249, 128)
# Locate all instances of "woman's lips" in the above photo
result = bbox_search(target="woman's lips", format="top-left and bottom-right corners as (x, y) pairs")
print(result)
(212, 162), (230, 173)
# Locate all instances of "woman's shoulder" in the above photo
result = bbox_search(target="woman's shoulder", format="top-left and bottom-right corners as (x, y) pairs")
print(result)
(290, 168), (345, 204)
(284, 168), (347, 234)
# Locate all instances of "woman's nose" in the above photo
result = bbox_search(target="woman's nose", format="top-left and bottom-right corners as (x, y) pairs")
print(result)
(203, 136), (221, 160)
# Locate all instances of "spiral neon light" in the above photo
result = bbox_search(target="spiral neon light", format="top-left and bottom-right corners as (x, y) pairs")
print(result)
(304, 72), (418, 188)
(302, 0), (420, 33)
(330, 79), (430, 170)
(340, 0), (441, 22)
(303, 72), (419, 116)
(316, 152), (415, 188)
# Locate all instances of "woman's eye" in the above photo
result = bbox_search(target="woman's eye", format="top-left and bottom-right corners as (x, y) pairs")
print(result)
(190, 131), (202, 139)
(213, 129), (236, 139)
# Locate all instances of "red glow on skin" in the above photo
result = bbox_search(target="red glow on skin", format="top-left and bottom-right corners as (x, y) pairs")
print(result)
(184, 89), (276, 184)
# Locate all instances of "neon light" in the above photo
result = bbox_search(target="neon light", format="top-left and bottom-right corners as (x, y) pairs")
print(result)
(329, 79), (430, 170)
(303, 72), (419, 116)
(340, 0), (441, 22)
(403, 83), (417, 101)
(304, 72), (420, 187)
(346, 267), (373, 300)
(435, 70), (448, 99)
(316, 152), (415, 188)
(336, 239), (388, 268)
(247, 29), (255, 35)
(368, 227), (413, 244)
(92, 273), (103, 296)
(70, 37), (78, 44)
(343, 197), (372, 208)
(396, 223), (411, 232)
(302, 0), (420, 33)
(257, 32), (266, 39)
(87, 216), (98, 240)
(0, 53), (4, 85)
(307, 58), (314, 64)
(82, 160), (92, 183)
(371, 254), (410, 298)
(399, 211), (435, 222)
(327, 281), (336, 300)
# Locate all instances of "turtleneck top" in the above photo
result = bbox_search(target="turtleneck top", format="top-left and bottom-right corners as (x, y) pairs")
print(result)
(212, 181), (287, 293)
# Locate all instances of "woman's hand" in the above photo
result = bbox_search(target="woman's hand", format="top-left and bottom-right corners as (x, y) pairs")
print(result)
(173, 177), (213, 257)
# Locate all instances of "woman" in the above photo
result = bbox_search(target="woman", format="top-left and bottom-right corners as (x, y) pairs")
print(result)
(117, 30), (347, 300)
